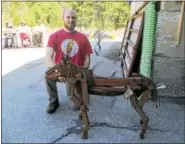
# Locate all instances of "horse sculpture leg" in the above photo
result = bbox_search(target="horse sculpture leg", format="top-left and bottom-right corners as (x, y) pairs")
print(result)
(137, 90), (152, 126)
(79, 105), (90, 139)
(75, 81), (90, 139)
(129, 95), (149, 139)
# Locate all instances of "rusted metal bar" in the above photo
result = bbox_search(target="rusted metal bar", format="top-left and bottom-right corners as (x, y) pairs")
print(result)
(127, 15), (144, 76)
(93, 78), (129, 86)
(120, 45), (132, 62)
(126, 39), (135, 47)
(90, 86), (126, 92)
(119, 2), (147, 79)
(121, 16), (135, 78)
(93, 75), (109, 79)
(126, 28), (139, 33)
(125, 49), (132, 61)
(122, 58), (129, 76)
(120, 59), (125, 78)
(93, 78), (142, 89)
(125, 19), (135, 48)
(121, 20), (129, 48)
(120, 11), (144, 78)
(176, 1), (184, 46)
(89, 88), (124, 96)
(129, 2), (148, 20)
(130, 11), (145, 20)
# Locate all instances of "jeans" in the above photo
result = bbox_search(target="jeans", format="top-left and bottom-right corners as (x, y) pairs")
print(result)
(45, 75), (72, 103)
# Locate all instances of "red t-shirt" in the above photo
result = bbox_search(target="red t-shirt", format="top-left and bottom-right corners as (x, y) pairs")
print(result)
(47, 29), (93, 67)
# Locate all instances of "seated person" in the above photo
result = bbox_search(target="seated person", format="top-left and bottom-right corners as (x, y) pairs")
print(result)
(31, 23), (45, 47)
(17, 20), (32, 47)
(2, 22), (17, 48)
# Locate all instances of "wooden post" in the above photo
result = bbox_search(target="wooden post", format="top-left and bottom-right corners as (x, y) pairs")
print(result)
(176, 1), (184, 46)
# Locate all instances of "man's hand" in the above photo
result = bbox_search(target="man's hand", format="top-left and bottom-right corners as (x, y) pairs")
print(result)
(82, 65), (88, 70)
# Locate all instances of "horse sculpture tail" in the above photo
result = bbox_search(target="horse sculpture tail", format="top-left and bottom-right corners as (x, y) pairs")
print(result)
(151, 85), (160, 108)
(131, 73), (160, 108)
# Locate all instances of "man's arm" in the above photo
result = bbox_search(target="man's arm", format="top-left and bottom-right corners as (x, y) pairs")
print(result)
(83, 35), (93, 69)
(45, 47), (56, 68)
(45, 47), (66, 82)
(83, 54), (91, 69)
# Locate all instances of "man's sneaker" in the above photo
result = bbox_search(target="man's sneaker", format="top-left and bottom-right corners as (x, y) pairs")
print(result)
(47, 101), (59, 114)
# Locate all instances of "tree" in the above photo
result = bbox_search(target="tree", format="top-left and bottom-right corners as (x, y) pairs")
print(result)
(2, 1), (130, 30)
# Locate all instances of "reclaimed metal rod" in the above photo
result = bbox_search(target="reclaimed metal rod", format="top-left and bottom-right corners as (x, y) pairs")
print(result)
(124, 48), (132, 61)
(93, 78), (129, 86)
(122, 58), (129, 72)
(126, 39), (134, 47)
(90, 86), (126, 92)
(89, 89), (124, 96)
(93, 75), (109, 79)
(126, 28), (139, 33)
(129, 2), (149, 20)
(121, 20), (129, 48)
(127, 14), (144, 77)
(130, 11), (145, 20)
(176, 1), (184, 46)
(124, 18), (135, 51)
(93, 79), (141, 89)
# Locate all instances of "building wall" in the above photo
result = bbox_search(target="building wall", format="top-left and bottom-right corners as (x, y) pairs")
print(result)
(153, 1), (185, 98)
(131, 1), (185, 98)
(160, 1), (182, 12)
(159, 1), (184, 44)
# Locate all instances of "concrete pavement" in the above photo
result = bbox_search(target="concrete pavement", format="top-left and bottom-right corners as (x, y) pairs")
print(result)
(2, 46), (184, 143)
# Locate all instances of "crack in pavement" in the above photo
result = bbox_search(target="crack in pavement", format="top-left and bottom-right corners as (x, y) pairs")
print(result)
(147, 126), (184, 134)
(90, 122), (139, 131)
(92, 60), (104, 72)
(109, 97), (116, 109)
(50, 121), (181, 143)
(28, 78), (44, 90)
(51, 125), (83, 143)
(50, 122), (138, 143)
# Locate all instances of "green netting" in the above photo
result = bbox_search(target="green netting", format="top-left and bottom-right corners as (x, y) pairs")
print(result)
(139, 2), (157, 79)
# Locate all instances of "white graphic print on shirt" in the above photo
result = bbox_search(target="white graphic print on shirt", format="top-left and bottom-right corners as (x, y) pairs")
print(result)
(61, 39), (79, 57)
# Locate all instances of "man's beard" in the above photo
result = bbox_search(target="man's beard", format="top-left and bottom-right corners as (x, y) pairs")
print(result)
(64, 22), (76, 32)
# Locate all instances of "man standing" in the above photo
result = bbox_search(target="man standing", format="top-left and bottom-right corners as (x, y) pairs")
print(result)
(45, 8), (93, 114)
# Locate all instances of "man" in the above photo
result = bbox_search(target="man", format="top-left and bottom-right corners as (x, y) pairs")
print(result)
(45, 8), (93, 114)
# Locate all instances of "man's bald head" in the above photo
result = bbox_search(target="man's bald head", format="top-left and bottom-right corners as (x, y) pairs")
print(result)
(62, 8), (77, 32)
(62, 8), (76, 18)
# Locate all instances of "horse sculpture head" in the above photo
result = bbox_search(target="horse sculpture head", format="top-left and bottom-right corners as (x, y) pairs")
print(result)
(45, 57), (83, 81)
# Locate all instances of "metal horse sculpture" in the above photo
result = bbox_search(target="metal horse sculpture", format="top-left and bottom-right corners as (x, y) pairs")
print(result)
(46, 57), (158, 140)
